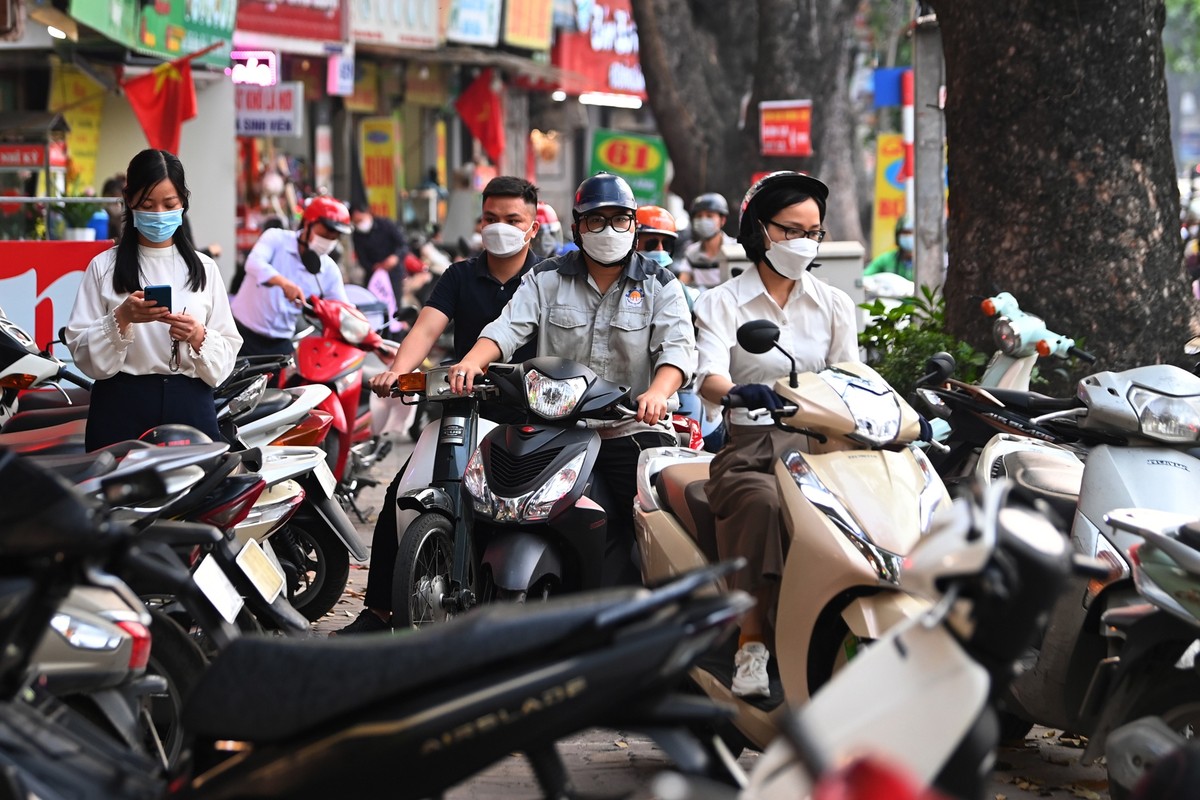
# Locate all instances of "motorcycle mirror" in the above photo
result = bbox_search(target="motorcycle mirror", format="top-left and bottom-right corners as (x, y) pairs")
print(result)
(736, 320), (781, 354)
(1185, 336), (1200, 356)
(917, 352), (957, 385)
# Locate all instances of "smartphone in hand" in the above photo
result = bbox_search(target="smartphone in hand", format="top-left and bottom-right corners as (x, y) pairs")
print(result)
(143, 284), (172, 312)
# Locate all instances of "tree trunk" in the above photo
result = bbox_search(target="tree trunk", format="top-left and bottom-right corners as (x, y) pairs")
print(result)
(632, 0), (864, 242)
(928, 0), (1195, 385)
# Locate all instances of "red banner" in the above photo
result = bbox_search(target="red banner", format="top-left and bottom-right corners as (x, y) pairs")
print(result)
(235, 0), (344, 42)
(550, 0), (645, 98)
(0, 241), (113, 354)
(759, 99), (813, 157)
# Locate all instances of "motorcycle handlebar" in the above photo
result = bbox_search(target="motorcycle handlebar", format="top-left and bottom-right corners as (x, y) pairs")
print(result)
(58, 368), (93, 391)
(1068, 345), (1097, 363)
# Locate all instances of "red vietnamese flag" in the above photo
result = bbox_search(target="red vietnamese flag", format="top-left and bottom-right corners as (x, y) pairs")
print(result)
(455, 69), (505, 164)
(122, 58), (198, 155)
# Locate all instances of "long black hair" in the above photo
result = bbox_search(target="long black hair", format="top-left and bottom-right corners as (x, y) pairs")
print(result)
(111, 149), (206, 295)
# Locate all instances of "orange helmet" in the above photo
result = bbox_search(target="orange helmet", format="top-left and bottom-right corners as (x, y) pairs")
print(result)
(302, 196), (352, 235)
(635, 205), (677, 239)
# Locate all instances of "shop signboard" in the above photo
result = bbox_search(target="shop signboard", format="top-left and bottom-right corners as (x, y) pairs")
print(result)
(235, 82), (306, 137)
(503, 0), (554, 51)
(446, 0), (502, 47)
(588, 129), (666, 206)
(351, 0), (439, 49)
(0, 241), (110, 359)
(551, 0), (645, 98)
(871, 133), (906, 259)
(345, 62), (380, 113)
(236, 0), (345, 43)
(47, 62), (103, 188)
(361, 116), (401, 220)
(406, 63), (448, 106)
(68, 0), (233, 67)
(328, 46), (356, 97)
(759, 99), (812, 157)
(0, 143), (67, 169)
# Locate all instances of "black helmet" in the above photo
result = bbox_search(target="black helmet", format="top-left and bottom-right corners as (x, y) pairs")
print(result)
(140, 424), (213, 447)
(738, 171), (828, 229)
(691, 192), (729, 217)
(573, 172), (637, 217)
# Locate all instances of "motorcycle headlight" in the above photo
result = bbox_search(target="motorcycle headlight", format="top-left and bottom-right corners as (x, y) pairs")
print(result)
(525, 369), (587, 419)
(522, 452), (586, 521)
(1128, 387), (1200, 443)
(993, 318), (1021, 356)
(463, 448), (494, 515)
(823, 371), (901, 445)
(338, 306), (371, 345)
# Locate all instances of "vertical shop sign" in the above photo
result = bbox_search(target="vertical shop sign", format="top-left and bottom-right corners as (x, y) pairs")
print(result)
(446, 0), (503, 46)
(871, 133), (907, 259)
(47, 61), (104, 188)
(503, 0), (554, 51)
(328, 46), (356, 97)
(351, 0), (439, 49)
(550, 0), (645, 98)
(588, 129), (667, 205)
(315, 124), (333, 194)
(361, 117), (401, 220)
(759, 99), (813, 157)
(69, 0), (234, 67)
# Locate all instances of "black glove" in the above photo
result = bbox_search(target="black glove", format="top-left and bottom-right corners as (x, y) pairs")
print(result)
(729, 383), (784, 411)
(918, 414), (934, 443)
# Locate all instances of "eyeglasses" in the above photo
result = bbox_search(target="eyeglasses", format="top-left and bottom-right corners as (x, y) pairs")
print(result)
(637, 236), (675, 254)
(579, 212), (635, 233)
(768, 219), (826, 243)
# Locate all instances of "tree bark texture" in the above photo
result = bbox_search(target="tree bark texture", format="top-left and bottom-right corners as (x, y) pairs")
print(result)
(928, 0), (1195, 382)
(632, 0), (864, 243)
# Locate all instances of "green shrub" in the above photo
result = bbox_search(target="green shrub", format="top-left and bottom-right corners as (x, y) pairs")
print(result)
(858, 285), (986, 400)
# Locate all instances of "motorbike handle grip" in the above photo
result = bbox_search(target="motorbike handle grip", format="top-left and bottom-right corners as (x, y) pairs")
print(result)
(1068, 345), (1097, 363)
(1070, 553), (1113, 581)
(58, 368), (94, 390)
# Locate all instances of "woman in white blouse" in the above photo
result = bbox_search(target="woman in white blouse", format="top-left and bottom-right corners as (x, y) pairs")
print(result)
(691, 171), (859, 699)
(65, 149), (241, 450)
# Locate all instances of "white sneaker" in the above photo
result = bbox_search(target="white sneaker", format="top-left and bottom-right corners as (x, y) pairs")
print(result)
(731, 642), (770, 698)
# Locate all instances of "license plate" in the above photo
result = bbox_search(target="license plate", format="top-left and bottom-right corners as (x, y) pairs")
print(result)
(313, 458), (337, 498)
(236, 538), (287, 604)
(193, 555), (245, 624)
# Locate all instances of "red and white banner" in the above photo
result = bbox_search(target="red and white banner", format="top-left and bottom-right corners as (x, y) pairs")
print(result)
(0, 241), (113, 354)
(759, 99), (813, 157)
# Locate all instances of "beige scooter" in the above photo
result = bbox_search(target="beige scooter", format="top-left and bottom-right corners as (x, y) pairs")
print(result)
(634, 320), (951, 749)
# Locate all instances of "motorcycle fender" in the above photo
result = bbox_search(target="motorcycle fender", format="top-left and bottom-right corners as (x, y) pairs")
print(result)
(300, 488), (369, 562)
(482, 532), (563, 593)
(840, 592), (929, 640)
(398, 486), (454, 518)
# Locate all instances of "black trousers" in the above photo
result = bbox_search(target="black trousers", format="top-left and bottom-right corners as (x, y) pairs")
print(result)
(235, 321), (293, 358)
(86, 372), (219, 451)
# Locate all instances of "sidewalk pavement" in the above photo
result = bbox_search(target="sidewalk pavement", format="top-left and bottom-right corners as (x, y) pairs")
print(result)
(307, 436), (1111, 799)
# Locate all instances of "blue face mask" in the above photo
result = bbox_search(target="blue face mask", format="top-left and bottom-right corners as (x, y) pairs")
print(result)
(133, 209), (184, 243)
(644, 249), (673, 269)
(898, 233), (915, 253)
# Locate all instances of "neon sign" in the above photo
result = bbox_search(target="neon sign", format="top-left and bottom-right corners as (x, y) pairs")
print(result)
(227, 50), (278, 87)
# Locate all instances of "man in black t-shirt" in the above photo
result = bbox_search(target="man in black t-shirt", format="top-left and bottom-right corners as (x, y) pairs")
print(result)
(332, 176), (541, 635)
(350, 203), (409, 298)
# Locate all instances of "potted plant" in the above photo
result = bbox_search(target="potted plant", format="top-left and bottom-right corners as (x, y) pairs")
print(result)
(57, 185), (102, 240)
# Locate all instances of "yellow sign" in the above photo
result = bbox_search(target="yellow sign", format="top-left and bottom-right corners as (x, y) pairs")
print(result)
(872, 134), (907, 260)
(47, 60), (105, 189)
(503, 0), (554, 51)
(346, 62), (380, 114)
(361, 116), (400, 220)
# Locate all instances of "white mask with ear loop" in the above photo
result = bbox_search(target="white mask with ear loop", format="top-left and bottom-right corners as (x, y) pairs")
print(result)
(761, 222), (819, 279)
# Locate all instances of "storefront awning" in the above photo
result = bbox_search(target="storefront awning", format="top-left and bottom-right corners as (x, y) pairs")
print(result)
(356, 43), (564, 84)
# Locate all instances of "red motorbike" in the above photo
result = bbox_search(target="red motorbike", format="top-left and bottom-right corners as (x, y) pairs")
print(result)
(288, 294), (398, 521)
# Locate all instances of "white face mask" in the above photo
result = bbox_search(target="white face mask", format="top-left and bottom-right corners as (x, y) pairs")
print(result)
(307, 232), (338, 257)
(693, 217), (720, 240)
(762, 230), (819, 279)
(580, 228), (635, 265)
(481, 222), (532, 258)
(355, 218), (373, 234)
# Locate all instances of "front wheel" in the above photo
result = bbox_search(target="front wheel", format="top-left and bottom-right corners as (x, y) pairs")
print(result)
(392, 512), (473, 629)
(144, 610), (208, 771)
(276, 514), (351, 622)
(1106, 670), (1200, 800)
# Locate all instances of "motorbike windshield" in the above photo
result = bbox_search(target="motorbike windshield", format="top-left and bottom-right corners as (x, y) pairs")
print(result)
(820, 368), (902, 445)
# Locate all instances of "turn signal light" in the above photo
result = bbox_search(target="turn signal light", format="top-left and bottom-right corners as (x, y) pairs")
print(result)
(0, 374), (37, 389)
(270, 409), (334, 446)
(981, 298), (997, 317)
(1085, 549), (1127, 602)
(398, 372), (426, 393)
(1036, 340), (1051, 357)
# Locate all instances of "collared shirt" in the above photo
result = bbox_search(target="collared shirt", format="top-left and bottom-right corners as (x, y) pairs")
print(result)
(230, 227), (349, 339)
(66, 245), (242, 388)
(425, 251), (540, 361)
(694, 263), (859, 426)
(678, 233), (739, 289)
(480, 250), (696, 435)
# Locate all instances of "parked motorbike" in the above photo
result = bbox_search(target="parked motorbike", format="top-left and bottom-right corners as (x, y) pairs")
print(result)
(286, 294), (399, 522)
(634, 320), (950, 750)
(655, 480), (1104, 800)
(0, 311), (91, 453)
(0, 446), (756, 800)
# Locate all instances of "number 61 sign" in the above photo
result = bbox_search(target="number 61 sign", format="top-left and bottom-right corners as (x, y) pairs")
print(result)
(588, 128), (668, 206)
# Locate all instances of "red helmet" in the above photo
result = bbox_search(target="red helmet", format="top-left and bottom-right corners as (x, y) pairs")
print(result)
(302, 196), (352, 235)
(536, 201), (560, 227)
(635, 205), (677, 239)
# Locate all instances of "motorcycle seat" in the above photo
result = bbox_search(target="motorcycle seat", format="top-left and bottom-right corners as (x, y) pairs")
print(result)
(1008, 453), (1083, 526)
(233, 389), (292, 424)
(655, 463), (720, 564)
(1, 404), (89, 433)
(25, 450), (118, 483)
(16, 387), (90, 411)
(183, 586), (645, 742)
